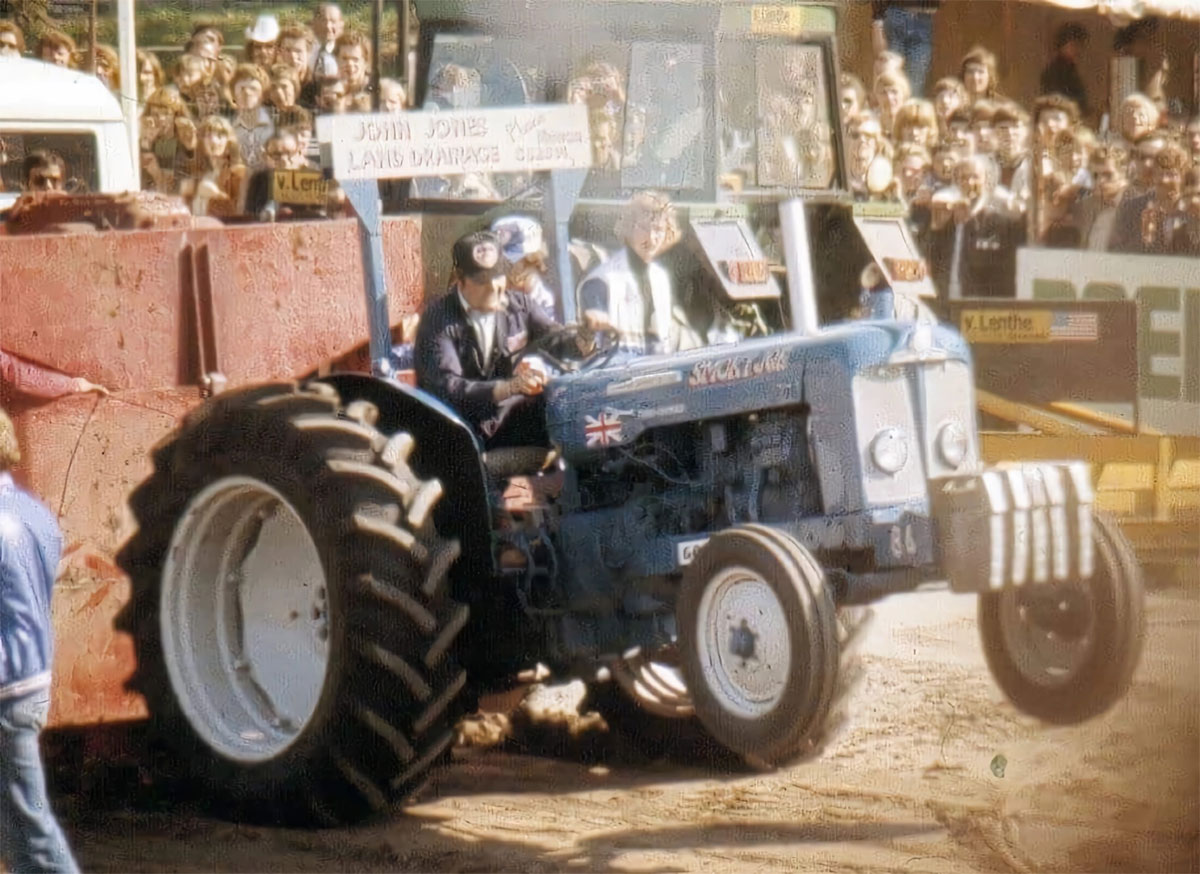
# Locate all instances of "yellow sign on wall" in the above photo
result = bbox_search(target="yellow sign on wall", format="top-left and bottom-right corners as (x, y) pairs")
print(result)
(272, 169), (329, 206)
(747, 5), (835, 35)
(960, 309), (1100, 344)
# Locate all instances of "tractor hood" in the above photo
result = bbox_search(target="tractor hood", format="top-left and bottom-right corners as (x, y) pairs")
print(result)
(545, 321), (970, 459)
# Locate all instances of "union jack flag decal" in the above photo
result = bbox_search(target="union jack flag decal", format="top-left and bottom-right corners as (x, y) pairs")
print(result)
(584, 413), (623, 448)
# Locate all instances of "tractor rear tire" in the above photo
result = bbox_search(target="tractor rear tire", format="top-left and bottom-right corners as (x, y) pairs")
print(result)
(677, 525), (839, 768)
(116, 381), (469, 825)
(979, 513), (1145, 724)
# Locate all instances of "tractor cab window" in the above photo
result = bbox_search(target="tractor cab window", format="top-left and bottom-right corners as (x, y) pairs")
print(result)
(620, 42), (707, 192)
(717, 41), (838, 193)
(416, 33), (546, 201)
(0, 130), (98, 198)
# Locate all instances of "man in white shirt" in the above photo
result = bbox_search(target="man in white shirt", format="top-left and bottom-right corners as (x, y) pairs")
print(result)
(308, 3), (343, 81)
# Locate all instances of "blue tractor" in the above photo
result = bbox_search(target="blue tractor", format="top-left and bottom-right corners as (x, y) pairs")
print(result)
(117, 0), (1144, 825)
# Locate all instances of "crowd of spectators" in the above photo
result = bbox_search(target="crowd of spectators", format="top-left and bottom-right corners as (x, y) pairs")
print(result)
(1, 2), (401, 217)
(847, 17), (1200, 299)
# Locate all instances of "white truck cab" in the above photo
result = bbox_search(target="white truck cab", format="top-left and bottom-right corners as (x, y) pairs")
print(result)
(0, 56), (138, 210)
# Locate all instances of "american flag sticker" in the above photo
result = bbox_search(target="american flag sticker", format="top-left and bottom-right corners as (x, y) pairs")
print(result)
(584, 413), (623, 448)
(1048, 311), (1100, 341)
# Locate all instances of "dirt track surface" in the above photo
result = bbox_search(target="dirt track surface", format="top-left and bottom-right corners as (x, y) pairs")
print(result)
(61, 585), (1198, 874)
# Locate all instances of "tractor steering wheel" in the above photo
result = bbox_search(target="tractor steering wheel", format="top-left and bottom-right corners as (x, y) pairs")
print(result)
(513, 323), (623, 375)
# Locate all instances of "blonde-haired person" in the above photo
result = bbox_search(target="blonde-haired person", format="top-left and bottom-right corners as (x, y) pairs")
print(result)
(930, 76), (968, 135)
(182, 115), (246, 217)
(140, 87), (197, 194)
(36, 29), (75, 67)
(380, 77), (406, 113)
(872, 70), (910, 141)
(0, 405), (81, 874)
(894, 99), (938, 150)
(136, 49), (165, 102)
(0, 20), (26, 58)
(576, 191), (704, 356)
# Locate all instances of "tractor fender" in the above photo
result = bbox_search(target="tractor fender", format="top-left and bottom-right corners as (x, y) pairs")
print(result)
(316, 373), (494, 587)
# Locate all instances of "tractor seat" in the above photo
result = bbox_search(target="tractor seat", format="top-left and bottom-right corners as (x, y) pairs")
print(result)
(481, 446), (558, 480)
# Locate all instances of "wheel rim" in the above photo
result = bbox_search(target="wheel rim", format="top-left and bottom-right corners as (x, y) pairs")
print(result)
(998, 579), (1098, 688)
(161, 476), (331, 763)
(612, 651), (694, 719)
(695, 565), (792, 719)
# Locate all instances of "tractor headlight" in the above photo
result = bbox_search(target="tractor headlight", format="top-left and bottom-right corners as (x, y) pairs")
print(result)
(936, 421), (969, 469)
(869, 427), (910, 475)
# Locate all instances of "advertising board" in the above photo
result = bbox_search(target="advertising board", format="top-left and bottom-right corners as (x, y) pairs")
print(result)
(1015, 248), (1200, 435)
(329, 105), (592, 181)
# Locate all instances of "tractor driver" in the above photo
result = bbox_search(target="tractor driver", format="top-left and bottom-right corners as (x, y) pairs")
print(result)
(416, 230), (579, 449)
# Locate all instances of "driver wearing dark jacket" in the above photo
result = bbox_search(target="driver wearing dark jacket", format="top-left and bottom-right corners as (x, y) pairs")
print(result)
(415, 230), (560, 448)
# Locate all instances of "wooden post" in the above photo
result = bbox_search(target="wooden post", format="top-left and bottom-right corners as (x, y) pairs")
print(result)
(371, 0), (382, 111)
(87, 0), (97, 73)
(400, 0), (411, 105)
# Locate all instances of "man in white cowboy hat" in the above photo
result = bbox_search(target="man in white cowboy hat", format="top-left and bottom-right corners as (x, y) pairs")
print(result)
(244, 14), (280, 68)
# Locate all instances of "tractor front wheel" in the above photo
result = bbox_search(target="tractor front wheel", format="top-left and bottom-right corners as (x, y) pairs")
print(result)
(979, 513), (1145, 724)
(677, 525), (839, 767)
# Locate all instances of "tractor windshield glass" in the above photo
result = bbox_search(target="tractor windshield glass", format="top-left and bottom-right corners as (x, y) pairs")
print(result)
(416, 32), (840, 201)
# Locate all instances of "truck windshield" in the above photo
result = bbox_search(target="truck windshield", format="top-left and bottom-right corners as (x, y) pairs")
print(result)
(418, 30), (839, 201)
(0, 130), (99, 194)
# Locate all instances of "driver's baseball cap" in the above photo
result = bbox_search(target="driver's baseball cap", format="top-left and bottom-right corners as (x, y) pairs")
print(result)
(452, 230), (506, 281)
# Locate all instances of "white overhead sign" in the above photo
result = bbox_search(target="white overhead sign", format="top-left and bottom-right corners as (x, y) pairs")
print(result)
(330, 104), (593, 181)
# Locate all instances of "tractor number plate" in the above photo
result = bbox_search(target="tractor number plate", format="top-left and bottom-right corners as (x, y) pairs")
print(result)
(676, 537), (710, 566)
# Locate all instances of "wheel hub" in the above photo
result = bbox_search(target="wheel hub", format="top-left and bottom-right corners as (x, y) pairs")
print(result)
(696, 567), (791, 719)
(999, 579), (1097, 687)
(161, 476), (331, 763)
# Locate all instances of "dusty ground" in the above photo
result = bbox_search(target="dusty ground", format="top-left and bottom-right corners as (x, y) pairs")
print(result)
(58, 583), (1198, 874)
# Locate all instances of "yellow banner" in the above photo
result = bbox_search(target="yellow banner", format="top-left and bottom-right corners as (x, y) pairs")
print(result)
(960, 309), (1055, 344)
(750, 6), (807, 35)
(272, 169), (329, 206)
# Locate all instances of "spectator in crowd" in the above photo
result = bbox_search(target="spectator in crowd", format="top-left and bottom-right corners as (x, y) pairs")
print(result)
(493, 215), (558, 319)
(267, 64), (302, 122)
(174, 52), (230, 120)
(0, 21), (23, 58)
(243, 129), (310, 220)
(897, 143), (934, 241)
(230, 64), (274, 172)
(137, 49), (165, 102)
(1140, 142), (1188, 253)
(187, 22), (235, 88)
(92, 44), (118, 92)
(335, 31), (372, 112)
(1073, 142), (1128, 251)
(847, 114), (894, 198)
(0, 406), (81, 874)
(1171, 169), (1200, 255)
(1109, 131), (1166, 252)
(839, 73), (868, 125)
(181, 115), (246, 218)
(960, 46), (1001, 106)
(993, 103), (1031, 191)
(1055, 125), (1095, 189)
(588, 110), (622, 172)
(309, 3), (344, 81)
(931, 143), (964, 189)
(894, 99), (938, 150)
(1032, 93), (1079, 145)
(277, 24), (315, 105)
(243, 14), (279, 68)
(380, 78), (406, 113)
(314, 76), (347, 114)
(36, 29), (75, 67)
(282, 109), (316, 162)
(1040, 22), (1089, 117)
(931, 77), (967, 133)
(873, 69), (910, 139)
(873, 50), (905, 82)
(929, 154), (1025, 298)
(1117, 93), (1160, 149)
(1186, 116), (1200, 166)
(943, 107), (977, 155)
(139, 87), (196, 194)
(969, 99), (999, 155)
(871, 1), (939, 97)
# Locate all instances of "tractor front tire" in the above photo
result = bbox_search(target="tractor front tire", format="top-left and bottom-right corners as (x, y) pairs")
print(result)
(117, 381), (469, 825)
(678, 525), (839, 767)
(979, 513), (1145, 724)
